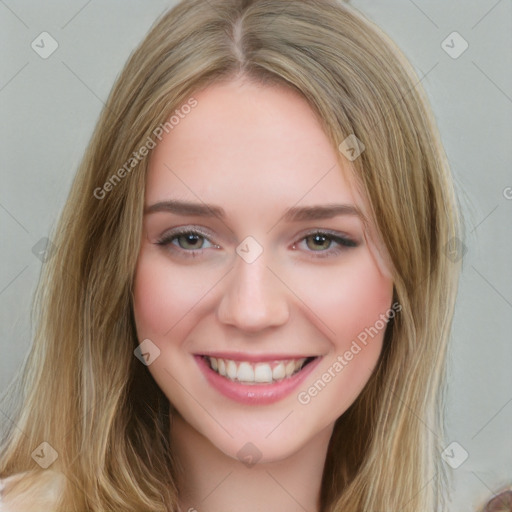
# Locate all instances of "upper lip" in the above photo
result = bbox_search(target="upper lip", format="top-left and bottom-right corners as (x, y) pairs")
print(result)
(198, 352), (318, 362)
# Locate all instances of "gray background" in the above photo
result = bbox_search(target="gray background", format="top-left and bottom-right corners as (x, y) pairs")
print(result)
(1, 1), (511, 511)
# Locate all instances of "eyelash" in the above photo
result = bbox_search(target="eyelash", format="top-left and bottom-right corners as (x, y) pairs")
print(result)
(155, 228), (358, 259)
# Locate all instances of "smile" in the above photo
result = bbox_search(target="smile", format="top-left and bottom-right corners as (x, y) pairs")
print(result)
(196, 353), (321, 405)
(203, 356), (316, 385)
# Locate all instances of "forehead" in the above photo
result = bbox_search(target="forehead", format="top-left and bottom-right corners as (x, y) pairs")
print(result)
(146, 78), (363, 214)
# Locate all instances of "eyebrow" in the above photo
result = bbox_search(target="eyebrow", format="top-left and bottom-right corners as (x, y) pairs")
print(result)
(144, 199), (366, 223)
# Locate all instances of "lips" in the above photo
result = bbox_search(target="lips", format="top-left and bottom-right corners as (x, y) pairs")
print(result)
(195, 353), (321, 405)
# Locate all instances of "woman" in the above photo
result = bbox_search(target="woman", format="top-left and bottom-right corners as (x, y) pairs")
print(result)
(0, 0), (462, 510)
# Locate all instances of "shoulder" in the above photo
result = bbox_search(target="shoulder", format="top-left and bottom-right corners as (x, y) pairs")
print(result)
(0, 470), (65, 512)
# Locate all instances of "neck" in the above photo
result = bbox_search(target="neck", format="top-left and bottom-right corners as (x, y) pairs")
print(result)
(170, 414), (333, 512)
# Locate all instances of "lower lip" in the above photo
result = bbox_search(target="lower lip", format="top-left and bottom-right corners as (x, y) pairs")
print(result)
(195, 355), (321, 405)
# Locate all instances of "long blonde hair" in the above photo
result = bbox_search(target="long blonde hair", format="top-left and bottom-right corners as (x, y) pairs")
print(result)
(0, 1), (461, 510)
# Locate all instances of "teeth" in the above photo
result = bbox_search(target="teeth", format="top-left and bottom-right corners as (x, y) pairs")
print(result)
(226, 360), (237, 380)
(254, 364), (273, 383)
(217, 358), (226, 376)
(206, 356), (309, 384)
(272, 362), (285, 380)
(285, 360), (296, 377)
(237, 362), (254, 382)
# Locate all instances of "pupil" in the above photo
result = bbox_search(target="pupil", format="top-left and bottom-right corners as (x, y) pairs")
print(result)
(181, 234), (202, 248)
(309, 234), (330, 250)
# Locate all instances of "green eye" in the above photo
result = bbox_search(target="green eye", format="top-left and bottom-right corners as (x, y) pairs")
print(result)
(295, 231), (358, 257)
(156, 229), (216, 254)
(305, 234), (333, 251)
(175, 233), (206, 250)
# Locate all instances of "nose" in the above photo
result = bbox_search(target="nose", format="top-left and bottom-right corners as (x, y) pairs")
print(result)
(216, 254), (290, 332)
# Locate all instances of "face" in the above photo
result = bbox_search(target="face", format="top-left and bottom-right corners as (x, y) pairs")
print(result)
(133, 77), (394, 463)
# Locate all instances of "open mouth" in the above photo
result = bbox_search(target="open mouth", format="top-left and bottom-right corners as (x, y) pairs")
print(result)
(201, 355), (317, 385)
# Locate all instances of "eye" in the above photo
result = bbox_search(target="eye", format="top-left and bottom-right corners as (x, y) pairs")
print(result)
(294, 231), (358, 256)
(305, 233), (334, 251)
(155, 228), (218, 254)
(173, 232), (209, 250)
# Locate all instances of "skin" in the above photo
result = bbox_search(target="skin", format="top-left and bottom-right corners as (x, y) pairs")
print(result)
(132, 77), (394, 512)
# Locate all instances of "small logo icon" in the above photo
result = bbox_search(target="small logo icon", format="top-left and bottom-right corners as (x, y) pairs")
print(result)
(441, 441), (468, 469)
(236, 236), (263, 264)
(441, 32), (468, 59)
(338, 134), (365, 161)
(31, 441), (59, 468)
(134, 338), (161, 366)
(32, 237), (56, 263)
(236, 442), (262, 468)
(444, 236), (467, 262)
(31, 32), (59, 59)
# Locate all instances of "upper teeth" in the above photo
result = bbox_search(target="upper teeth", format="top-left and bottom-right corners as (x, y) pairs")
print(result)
(207, 357), (307, 384)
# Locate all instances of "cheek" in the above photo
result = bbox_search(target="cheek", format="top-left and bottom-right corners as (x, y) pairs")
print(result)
(290, 250), (393, 346)
(292, 251), (393, 420)
(132, 250), (214, 340)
